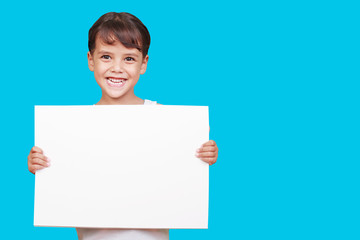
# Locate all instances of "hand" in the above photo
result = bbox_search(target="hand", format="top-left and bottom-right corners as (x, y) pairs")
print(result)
(196, 140), (218, 165)
(27, 146), (50, 174)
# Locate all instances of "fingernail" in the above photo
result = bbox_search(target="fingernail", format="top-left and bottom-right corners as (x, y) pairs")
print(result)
(47, 163), (51, 167)
(195, 153), (199, 157)
(196, 148), (200, 153)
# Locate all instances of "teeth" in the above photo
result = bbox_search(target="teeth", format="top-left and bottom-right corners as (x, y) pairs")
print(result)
(108, 78), (125, 83)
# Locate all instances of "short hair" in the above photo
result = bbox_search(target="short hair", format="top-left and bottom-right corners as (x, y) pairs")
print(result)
(88, 12), (151, 57)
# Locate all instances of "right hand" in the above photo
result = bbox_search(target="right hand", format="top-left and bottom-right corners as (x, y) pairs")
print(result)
(28, 146), (50, 174)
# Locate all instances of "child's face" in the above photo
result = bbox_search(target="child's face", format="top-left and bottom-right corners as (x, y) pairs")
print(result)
(87, 37), (148, 104)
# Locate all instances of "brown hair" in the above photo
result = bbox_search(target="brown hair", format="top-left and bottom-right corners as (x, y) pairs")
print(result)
(88, 12), (151, 57)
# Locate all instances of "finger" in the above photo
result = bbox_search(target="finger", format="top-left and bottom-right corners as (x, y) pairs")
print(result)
(29, 164), (47, 174)
(31, 146), (43, 154)
(201, 140), (216, 147)
(31, 153), (49, 162)
(32, 157), (50, 167)
(199, 157), (217, 165)
(197, 146), (216, 153)
(196, 151), (216, 158)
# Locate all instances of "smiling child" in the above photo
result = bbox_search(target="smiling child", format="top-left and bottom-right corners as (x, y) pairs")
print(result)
(28, 12), (218, 240)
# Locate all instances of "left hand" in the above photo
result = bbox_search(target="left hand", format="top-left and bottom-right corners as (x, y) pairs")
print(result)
(196, 140), (218, 165)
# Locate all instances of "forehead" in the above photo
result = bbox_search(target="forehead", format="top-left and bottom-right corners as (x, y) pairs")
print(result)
(94, 36), (142, 55)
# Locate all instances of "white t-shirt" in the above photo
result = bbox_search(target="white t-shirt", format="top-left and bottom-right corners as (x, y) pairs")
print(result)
(76, 228), (169, 240)
(77, 100), (169, 240)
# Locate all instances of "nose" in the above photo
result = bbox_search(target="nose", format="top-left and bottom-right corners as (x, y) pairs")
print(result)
(111, 61), (124, 73)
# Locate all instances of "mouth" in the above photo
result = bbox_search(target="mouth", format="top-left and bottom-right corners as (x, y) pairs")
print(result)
(106, 77), (127, 88)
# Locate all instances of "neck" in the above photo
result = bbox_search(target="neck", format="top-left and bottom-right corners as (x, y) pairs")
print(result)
(96, 93), (144, 105)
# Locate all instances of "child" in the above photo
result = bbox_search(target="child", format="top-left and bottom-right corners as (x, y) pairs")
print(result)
(27, 12), (218, 240)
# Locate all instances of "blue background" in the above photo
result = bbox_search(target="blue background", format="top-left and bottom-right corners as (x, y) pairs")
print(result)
(1, 0), (359, 239)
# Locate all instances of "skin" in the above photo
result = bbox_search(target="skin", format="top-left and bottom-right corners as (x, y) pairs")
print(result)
(87, 37), (148, 105)
(27, 38), (218, 174)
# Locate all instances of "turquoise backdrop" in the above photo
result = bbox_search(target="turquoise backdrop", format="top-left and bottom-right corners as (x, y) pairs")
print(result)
(1, 0), (359, 239)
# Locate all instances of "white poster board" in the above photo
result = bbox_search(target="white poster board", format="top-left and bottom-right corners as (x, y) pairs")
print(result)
(34, 105), (209, 229)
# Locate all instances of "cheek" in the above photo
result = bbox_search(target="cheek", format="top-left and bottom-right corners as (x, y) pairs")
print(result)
(127, 66), (142, 77)
(94, 65), (107, 75)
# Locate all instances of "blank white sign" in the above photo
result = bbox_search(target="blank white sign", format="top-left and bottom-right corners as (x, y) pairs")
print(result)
(34, 105), (209, 229)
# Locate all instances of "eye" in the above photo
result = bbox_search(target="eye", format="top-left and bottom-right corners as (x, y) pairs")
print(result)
(101, 55), (111, 60)
(125, 57), (135, 62)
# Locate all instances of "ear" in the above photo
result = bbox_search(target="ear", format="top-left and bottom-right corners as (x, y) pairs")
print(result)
(140, 55), (149, 75)
(87, 51), (94, 72)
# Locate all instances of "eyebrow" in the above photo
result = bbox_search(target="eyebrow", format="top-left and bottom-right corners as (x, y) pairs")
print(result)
(98, 51), (112, 55)
(125, 53), (140, 57)
(98, 50), (140, 57)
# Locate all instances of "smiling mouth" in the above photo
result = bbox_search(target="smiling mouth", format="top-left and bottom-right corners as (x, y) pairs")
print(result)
(106, 77), (126, 87)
